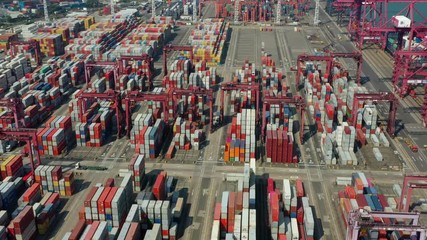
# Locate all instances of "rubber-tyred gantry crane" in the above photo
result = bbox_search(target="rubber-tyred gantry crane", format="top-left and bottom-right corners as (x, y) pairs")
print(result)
(171, 86), (214, 131)
(0, 128), (40, 178)
(163, 44), (194, 76)
(346, 209), (425, 240)
(296, 51), (363, 86)
(219, 82), (260, 125)
(9, 40), (42, 66)
(399, 175), (427, 212)
(124, 91), (170, 138)
(262, 93), (306, 144)
(350, 92), (398, 136)
(84, 61), (119, 86)
(118, 54), (154, 91)
(0, 98), (25, 128)
(77, 89), (125, 138)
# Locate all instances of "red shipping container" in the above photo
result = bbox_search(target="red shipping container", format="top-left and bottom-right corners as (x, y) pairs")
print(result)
(69, 220), (86, 240)
(282, 132), (288, 163)
(267, 178), (275, 194)
(98, 187), (111, 215)
(23, 183), (40, 203)
(355, 194), (368, 208)
(272, 131), (277, 163)
(84, 221), (100, 240)
(105, 187), (118, 210)
(277, 130), (283, 163)
(84, 187), (99, 208)
(12, 206), (35, 231)
(46, 192), (60, 206)
(105, 178), (115, 187)
(345, 186), (356, 199)
(153, 172), (166, 200)
(213, 203), (221, 220)
(295, 179), (304, 197)
(269, 192), (279, 222)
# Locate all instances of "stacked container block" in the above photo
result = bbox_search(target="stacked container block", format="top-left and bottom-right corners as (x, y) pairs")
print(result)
(34, 165), (75, 196)
(130, 113), (166, 158)
(0, 154), (24, 179)
(224, 109), (256, 163)
(128, 154), (146, 192)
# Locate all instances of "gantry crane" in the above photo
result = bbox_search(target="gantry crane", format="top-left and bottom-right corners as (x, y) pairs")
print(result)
(350, 92), (398, 136)
(9, 40), (42, 66)
(0, 98), (25, 128)
(163, 44), (194, 76)
(346, 209), (425, 240)
(399, 175), (427, 212)
(118, 54), (154, 91)
(219, 82), (260, 125)
(171, 86), (214, 131)
(296, 51), (363, 86)
(262, 93), (306, 144)
(124, 91), (170, 138)
(84, 61), (120, 86)
(77, 89), (125, 138)
(0, 128), (40, 178)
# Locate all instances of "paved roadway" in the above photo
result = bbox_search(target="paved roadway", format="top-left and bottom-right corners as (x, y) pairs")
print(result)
(317, 4), (427, 172)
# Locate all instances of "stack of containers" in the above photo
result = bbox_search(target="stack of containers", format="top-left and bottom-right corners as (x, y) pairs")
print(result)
(37, 27), (71, 45)
(65, 10), (140, 60)
(211, 164), (256, 240)
(8, 206), (37, 240)
(302, 61), (377, 165)
(261, 54), (286, 94)
(130, 113), (166, 158)
(170, 117), (203, 152)
(339, 172), (405, 239)
(0, 154), (24, 179)
(0, 55), (31, 91)
(187, 19), (229, 66)
(81, 177), (131, 229)
(234, 61), (256, 83)
(34, 165), (75, 196)
(153, 172), (167, 200)
(8, 43), (38, 67)
(128, 154), (145, 192)
(31, 33), (65, 57)
(265, 127), (295, 163)
(34, 192), (61, 235)
(224, 109), (256, 163)
(36, 115), (74, 156)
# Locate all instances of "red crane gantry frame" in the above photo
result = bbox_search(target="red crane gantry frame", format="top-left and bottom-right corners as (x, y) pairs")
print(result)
(350, 92), (398, 136)
(296, 52), (363, 86)
(262, 93), (306, 144)
(84, 61), (119, 86)
(124, 91), (170, 138)
(77, 89), (125, 137)
(399, 175), (427, 212)
(118, 54), (154, 91)
(171, 87), (214, 131)
(0, 98), (25, 128)
(163, 44), (194, 76)
(0, 128), (40, 178)
(219, 82), (260, 125)
(9, 40), (42, 66)
(346, 209), (424, 240)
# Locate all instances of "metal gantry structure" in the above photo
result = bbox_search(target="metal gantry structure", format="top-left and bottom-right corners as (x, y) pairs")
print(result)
(171, 87), (214, 131)
(9, 40), (42, 66)
(77, 90), (125, 138)
(118, 54), (154, 91)
(124, 91), (170, 138)
(346, 209), (426, 240)
(332, 0), (427, 125)
(0, 98), (25, 128)
(350, 92), (398, 136)
(261, 93), (306, 144)
(399, 175), (427, 212)
(163, 44), (194, 76)
(0, 128), (40, 178)
(219, 82), (260, 125)
(84, 61), (120, 86)
(296, 51), (363, 86)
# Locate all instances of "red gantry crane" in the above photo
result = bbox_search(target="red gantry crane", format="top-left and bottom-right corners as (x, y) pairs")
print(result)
(84, 61), (120, 86)
(124, 90), (170, 138)
(0, 128), (40, 178)
(219, 82), (260, 125)
(350, 92), (398, 136)
(163, 44), (194, 76)
(262, 93), (306, 144)
(0, 98), (26, 128)
(118, 54), (154, 91)
(171, 86), (214, 131)
(296, 51), (363, 86)
(346, 209), (425, 240)
(77, 89), (125, 138)
(9, 40), (42, 66)
(399, 175), (427, 212)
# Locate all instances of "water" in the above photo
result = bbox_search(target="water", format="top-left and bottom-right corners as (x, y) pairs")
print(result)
(387, 2), (427, 21)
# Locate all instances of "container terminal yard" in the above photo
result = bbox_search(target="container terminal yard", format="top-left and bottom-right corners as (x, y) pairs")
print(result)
(0, 0), (427, 239)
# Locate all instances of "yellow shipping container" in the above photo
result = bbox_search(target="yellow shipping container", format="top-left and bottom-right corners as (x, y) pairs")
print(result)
(60, 190), (66, 196)
(65, 181), (71, 187)
(1, 155), (15, 171)
(53, 181), (59, 187)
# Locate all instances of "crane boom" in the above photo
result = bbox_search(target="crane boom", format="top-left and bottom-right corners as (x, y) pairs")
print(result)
(43, 0), (49, 23)
(276, 0), (281, 24)
(234, 0), (239, 24)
